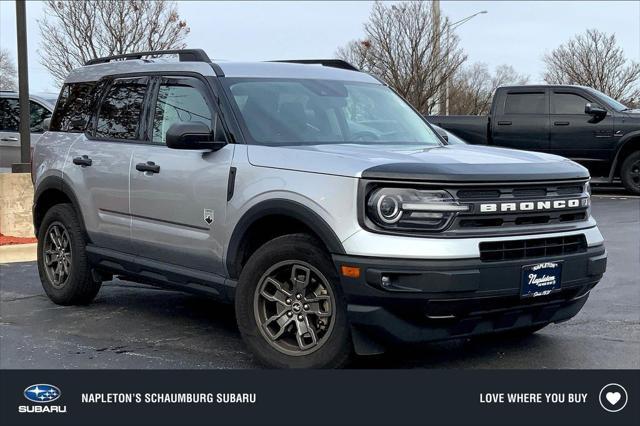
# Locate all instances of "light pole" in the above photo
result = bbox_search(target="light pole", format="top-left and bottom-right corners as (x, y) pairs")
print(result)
(444, 10), (487, 115)
(13, 0), (31, 173)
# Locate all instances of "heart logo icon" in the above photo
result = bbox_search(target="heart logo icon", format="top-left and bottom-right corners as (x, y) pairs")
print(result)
(606, 392), (621, 405)
(600, 384), (628, 412)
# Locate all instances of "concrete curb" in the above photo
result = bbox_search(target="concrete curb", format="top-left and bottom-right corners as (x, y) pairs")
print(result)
(0, 243), (37, 263)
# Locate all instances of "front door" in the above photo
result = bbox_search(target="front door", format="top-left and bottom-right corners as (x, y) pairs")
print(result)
(129, 76), (233, 275)
(549, 90), (614, 177)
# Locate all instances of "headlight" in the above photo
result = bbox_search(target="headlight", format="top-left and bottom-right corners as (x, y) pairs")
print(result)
(366, 188), (469, 232)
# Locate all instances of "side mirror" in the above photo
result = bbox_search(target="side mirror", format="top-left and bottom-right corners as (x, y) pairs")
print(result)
(165, 121), (226, 151)
(430, 124), (449, 141)
(585, 103), (606, 116)
(42, 118), (51, 131)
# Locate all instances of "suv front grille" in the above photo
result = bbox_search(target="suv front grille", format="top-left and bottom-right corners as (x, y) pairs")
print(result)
(455, 183), (584, 200)
(447, 181), (589, 234)
(479, 234), (587, 262)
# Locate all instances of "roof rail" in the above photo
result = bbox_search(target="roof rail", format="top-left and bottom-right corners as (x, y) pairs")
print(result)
(269, 59), (359, 72)
(85, 49), (211, 66)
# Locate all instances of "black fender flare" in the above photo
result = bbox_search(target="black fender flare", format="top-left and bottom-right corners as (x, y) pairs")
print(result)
(225, 199), (346, 278)
(609, 130), (640, 180)
(33, 175), (88, 239)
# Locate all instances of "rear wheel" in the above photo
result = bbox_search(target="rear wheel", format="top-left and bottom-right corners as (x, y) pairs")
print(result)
(620, 151), (640, 195)
(235, 234), (351, 368)
(37, 204), (101, 305)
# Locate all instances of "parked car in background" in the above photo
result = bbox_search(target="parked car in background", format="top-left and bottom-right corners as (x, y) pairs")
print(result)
(0, 92), (56, 168)
(430, 85), (640, 194)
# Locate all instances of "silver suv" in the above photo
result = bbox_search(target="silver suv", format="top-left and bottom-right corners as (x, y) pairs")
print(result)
(33, 49), (607, 368)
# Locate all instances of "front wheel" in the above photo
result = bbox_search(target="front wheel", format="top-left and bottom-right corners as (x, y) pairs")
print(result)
(620, 151), (640, 195)
(235, 234), (351, 368)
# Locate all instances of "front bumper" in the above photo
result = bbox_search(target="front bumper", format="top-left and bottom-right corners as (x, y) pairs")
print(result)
(333, 245), (606, 354)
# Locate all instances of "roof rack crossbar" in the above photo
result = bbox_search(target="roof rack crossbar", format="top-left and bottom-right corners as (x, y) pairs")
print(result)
(85, 49), (211, 66)
(269, 59), (359, 72)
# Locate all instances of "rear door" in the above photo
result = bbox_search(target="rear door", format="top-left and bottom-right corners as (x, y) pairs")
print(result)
(65, 77), (150, 253)
(129, 75), (233, 275)
(491, 89), (550, 151)
(549, 89), (614, 174)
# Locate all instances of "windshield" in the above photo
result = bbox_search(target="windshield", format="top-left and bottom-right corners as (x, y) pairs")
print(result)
(584, 87), (629, 112)
(223, 78), (442, 147)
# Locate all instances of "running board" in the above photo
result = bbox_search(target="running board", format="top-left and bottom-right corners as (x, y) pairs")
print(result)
(86, 245), (236, 302)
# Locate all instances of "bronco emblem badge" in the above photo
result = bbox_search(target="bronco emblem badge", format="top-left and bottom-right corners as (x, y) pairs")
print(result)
(204, 209), (214, 225)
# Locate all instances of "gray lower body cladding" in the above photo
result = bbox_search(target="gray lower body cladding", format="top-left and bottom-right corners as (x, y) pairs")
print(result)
(333, 245), (606, 352)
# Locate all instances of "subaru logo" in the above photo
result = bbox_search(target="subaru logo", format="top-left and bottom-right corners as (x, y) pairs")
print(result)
(24, 384), (61, 403)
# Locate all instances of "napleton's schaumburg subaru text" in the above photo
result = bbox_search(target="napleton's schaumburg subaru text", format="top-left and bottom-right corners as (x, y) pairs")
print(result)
(32, 49), (607, 368)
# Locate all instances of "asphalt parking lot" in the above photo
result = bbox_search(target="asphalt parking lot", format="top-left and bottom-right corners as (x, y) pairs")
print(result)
(1, 187), (638, 369)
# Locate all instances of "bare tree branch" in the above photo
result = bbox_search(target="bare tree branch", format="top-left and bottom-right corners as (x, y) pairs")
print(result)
(449, 63), (528, 115)
(0, 48), (18, 91)
(543, 29), (640, 107)
(38, 0), (190, 87)
(336, 1), (467, 115)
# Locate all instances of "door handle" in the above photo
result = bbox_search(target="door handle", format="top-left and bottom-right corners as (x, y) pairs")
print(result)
(72, 155), (92, 167)
(497, 121), (512, 126)
(554, 121), (570, 126)
(136, 161), (160, 173)
(0, 136), (19, 142)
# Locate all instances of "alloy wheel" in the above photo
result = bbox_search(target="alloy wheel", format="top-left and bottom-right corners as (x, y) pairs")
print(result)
(43, 222), (72, 288)
(253, 260), (335, 356)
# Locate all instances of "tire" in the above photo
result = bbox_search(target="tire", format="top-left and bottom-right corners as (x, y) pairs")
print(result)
(620, 151), (640, 195)
(37, 203), (102, 305)
(235, 233), (352, 368)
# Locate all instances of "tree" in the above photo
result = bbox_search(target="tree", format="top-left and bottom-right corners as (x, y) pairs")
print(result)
(336, 1), (466, 115)
(0, 49), (18, 91)
(38, 0), (190, 86)
(448, 63), (528, 115)
(543, 29), (640, 107)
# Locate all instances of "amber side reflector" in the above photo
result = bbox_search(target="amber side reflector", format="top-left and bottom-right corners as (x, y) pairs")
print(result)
(340, 265), (361, 279)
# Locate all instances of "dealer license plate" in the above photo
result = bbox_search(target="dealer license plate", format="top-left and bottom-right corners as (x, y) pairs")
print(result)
(521, 261), (562, 298)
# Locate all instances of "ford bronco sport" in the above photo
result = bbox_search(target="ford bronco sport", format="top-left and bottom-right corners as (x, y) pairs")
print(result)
(33, 49), (607, 368)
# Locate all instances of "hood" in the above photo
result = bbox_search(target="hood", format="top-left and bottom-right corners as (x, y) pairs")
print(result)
(247, 143), (589, 182)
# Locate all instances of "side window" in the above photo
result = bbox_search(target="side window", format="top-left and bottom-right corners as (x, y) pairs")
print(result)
(0, 98), (19, 132)
(152, 78), (224, 145)
(95, 78), (147, 140)
(29, 102), (52, 133)
(50, 82), (96, 132)
(551, 93), (590, 115)
(0, 99), (52, 133)
(504, 92), (546, 114)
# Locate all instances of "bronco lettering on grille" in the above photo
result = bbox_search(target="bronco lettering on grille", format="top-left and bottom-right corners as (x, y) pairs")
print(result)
(479, 198), (587, 213)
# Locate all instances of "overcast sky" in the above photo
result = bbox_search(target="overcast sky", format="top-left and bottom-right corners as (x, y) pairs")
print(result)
(1, 1), (639, 94)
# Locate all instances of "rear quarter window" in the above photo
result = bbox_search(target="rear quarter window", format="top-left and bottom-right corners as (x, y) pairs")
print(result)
(50, 82), (97, 132)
